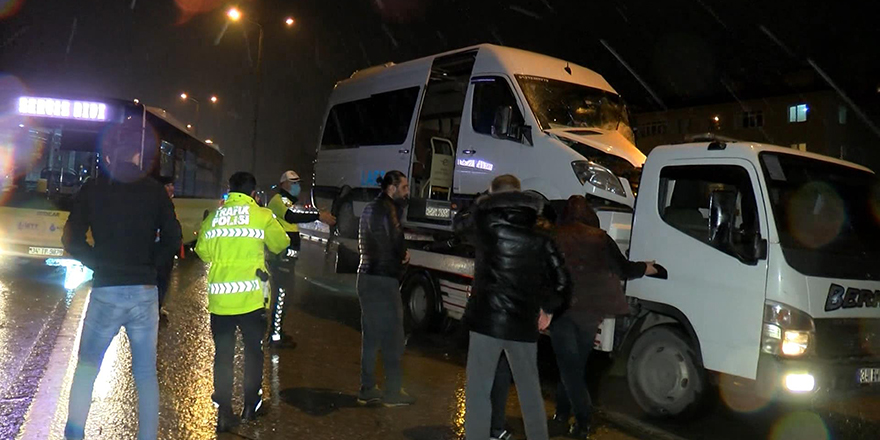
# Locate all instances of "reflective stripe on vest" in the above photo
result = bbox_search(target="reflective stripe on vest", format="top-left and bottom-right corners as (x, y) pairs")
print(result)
(209, 279), (261, 295)
(203, 228), (265, 240)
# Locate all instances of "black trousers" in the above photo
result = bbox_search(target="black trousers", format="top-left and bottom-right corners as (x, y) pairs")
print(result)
(269, 256), (296, 341)
(357, 274), (405, 396)
(156, 259), (174, 309)
(211, 309), (265, 413)
(550, 315), (600, 426)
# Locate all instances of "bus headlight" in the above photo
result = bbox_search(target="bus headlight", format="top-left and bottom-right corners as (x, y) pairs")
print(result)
(571, 160), (626, 197)
(761, 301), (814, 357)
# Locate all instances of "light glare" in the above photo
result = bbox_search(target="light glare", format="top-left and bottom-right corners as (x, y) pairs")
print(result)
(227, 7), (242, 21)
(784, 373), (815, 393)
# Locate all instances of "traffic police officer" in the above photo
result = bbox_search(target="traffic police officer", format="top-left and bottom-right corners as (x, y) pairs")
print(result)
(196, 172), (290, 432)
(266, 170), (335, 348)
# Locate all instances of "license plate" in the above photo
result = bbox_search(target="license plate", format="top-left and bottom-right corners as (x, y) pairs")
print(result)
(28, 247), (64, 257)
(858, 368), (880, 384)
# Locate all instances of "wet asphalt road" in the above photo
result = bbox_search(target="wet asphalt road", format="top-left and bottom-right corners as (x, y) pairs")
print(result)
(2, 239), (880, 439)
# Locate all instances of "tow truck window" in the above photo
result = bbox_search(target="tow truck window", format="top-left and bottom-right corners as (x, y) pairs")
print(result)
(658, 165), (760, 261)
(321, 86), (420, 150)
(760, 152), (880, 280)
(471, 76), (523, 136)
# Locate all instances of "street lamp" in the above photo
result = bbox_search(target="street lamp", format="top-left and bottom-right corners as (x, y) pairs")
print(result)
(205, 139), (214, 144)
(210, 95), (218, 104)
(180, 93), (201, 135)
(227, 7), (242, 21)
(285, 17), (295, 27)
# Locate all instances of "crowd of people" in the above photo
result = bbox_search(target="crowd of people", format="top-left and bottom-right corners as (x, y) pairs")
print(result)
(59, 140), (655, 440)
(356, 171), (657, 440)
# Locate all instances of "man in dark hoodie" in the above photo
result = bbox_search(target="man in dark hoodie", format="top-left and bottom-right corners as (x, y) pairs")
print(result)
(458, 174), (570, 440)
(551, 195), (657, 438)
(62, 129), (182, 440)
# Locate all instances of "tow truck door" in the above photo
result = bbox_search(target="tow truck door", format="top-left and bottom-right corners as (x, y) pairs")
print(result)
(627, 157), (769, 380)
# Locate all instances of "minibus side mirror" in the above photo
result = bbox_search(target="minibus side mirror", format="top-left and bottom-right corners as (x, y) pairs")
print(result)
(708, 190), (736, 248)
(492, 106), (513, 138)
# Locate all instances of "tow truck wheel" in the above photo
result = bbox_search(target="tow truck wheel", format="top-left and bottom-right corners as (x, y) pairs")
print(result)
(627, 326), (707, 419)
(401, 273), (439, 333)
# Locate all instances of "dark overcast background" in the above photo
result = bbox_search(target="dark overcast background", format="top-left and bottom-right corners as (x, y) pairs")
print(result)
(1, 0), (878, 187)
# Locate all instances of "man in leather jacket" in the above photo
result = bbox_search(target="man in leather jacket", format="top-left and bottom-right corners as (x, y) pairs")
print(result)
(456, 174), (570, 440)
(356, 170), (416, 407)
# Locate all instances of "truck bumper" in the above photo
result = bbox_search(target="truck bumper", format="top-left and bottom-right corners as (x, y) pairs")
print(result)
(756, 353), (880, 402)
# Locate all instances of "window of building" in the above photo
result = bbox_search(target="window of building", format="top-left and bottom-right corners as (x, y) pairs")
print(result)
(788, 104), (808, 123)
(320, 86), (421, 150)
(659, 165), (760, 262)
(839, 106), (847, 125)
(677, 118), (691, 134)
(791, 143), (807, 152)
(742, 111), (764, 128)
(639, 121), (667, 138)
(471, 77), (524, 136)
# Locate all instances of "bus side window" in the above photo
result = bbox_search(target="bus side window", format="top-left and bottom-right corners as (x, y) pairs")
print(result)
(160, 141), (175, 177)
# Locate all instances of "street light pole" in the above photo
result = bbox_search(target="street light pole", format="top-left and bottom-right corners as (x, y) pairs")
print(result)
(181, 93), (201, 135)
(250, 23), (264, 174)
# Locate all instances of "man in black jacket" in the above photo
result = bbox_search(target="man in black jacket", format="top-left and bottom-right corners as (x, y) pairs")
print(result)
(62, 134), (181, 440)
(457, 174), (569, 440)
(356, 170), (415, 407)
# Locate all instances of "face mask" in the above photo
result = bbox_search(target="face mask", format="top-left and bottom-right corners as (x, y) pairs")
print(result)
(288, 182), (301, 198)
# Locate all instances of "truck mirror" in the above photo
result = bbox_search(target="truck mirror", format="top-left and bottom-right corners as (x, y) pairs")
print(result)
(520, 125), (534, 146)
(752, 233), (768, 260)
(492, 106), (513, 139)
(708, 189), (736, 248)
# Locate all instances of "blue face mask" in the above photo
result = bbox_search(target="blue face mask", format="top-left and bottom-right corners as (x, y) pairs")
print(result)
(288, 182), (301, 198)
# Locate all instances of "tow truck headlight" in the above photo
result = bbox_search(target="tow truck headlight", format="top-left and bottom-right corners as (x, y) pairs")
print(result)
(784, 373), (816, 393)
(761, 301), (814, 357)
(782, 330), (811, 356)
(571, 160), (626, 197)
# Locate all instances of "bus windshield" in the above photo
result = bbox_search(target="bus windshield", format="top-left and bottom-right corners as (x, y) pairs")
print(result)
(1, 124), (100, 212)
(515, 75), (635, 144)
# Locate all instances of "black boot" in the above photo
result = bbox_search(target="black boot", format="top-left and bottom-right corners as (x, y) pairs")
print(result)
(241, 398), (266, 421)
(567, 421), (592, 440)
(216, 408), (239, 433)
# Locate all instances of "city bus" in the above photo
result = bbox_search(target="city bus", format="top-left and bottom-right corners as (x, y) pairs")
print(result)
(0, 93), (224, 259)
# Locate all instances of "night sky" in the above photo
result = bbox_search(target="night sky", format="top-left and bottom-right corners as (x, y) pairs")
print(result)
(2, 0), (878, 188)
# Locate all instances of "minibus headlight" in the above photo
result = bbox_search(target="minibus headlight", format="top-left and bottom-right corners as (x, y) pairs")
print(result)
(571, 160), (626, 197)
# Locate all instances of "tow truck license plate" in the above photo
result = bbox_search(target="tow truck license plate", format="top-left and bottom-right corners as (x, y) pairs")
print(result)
(858, 368), (880, 384)
(28, 247), (64, 257)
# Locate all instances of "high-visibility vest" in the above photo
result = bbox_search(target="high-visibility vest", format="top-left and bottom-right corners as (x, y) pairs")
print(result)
(196, 192), (290, 315)
(268, 192), (299, 233)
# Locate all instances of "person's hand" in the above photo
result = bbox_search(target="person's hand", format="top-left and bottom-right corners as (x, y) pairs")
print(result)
(402, 250), (411, 265)
(538, 310), (553, 331)
(645, 261), (658, 276)
(319, 210), (337, 226)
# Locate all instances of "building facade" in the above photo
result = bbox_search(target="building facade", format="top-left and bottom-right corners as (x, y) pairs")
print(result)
(633, 90), (879, 170)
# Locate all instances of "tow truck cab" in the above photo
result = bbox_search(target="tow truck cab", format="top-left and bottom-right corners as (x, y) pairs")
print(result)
(623, 141), (880, 417)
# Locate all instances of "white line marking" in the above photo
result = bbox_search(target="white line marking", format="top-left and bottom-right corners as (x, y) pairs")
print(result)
(17, 286), (89, 440)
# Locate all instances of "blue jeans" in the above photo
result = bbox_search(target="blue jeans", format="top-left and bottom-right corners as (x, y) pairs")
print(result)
(65, 285), (159, 440)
